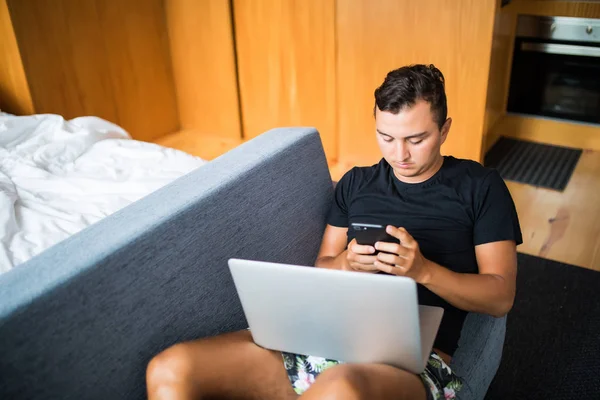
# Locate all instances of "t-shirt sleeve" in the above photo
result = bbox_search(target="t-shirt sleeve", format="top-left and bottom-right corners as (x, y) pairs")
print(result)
(473, 170), (523, 246)
(327, 169), (355, 227)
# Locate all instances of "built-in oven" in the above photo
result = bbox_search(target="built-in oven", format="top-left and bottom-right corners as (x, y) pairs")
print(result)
(507, 15), (600, 124)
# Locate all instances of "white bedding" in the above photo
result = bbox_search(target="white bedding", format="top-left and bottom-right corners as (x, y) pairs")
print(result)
(0, 113), (206, 272)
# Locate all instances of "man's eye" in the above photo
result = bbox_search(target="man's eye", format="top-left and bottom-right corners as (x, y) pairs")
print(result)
(383, 137), (394, 143)
(409, 139), (423, 145)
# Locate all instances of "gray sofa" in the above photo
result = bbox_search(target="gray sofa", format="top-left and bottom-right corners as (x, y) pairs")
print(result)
(0, 127), (505, 399)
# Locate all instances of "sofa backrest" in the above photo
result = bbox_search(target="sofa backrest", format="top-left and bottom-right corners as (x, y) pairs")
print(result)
(0, 127), (333, 400)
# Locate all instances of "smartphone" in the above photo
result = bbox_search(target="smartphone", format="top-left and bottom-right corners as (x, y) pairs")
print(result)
(350, 223), (400, 248)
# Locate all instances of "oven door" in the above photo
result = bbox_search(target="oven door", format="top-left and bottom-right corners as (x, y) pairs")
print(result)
(507, 16), (600, 124)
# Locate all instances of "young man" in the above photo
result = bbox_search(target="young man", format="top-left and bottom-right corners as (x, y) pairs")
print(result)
(146, 64), (522, 400)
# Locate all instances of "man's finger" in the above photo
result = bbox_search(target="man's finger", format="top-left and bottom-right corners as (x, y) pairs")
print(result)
(374, 260), (404, 276)
(350, 261), (379, 272)
(376, 251), (402, 266)
(374, 241), (409, 257)
(350, 243), (376, 255)
(352, 254), (378, 265)
(386, 226), (416, 248)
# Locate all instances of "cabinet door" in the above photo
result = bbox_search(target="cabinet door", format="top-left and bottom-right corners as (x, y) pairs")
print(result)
(337, 0), (497, 164)
(166, 0), (242, 140)
(7, 0), (179, 141)
(0, 0), (34, 115)
(233, 0), (337, 162)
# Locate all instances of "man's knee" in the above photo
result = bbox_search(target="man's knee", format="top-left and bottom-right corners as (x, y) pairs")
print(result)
(312, 364), (366, 399)
(146, 344), (195, 389)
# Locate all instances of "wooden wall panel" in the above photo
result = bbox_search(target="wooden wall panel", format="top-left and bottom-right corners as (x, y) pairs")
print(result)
(336, 0), (498, 165)
(233, 0), (337, 161)
(166, 0), (241, 139)
(0, 0), (33, 115)
(6, 0), (179, 141)
(482, 6), (518, 153)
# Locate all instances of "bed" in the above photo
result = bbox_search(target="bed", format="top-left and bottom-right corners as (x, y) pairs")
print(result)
(0, 113), (205, 272)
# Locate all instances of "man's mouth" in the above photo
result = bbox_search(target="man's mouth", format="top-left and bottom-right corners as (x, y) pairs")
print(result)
(394, 162), (413, 168)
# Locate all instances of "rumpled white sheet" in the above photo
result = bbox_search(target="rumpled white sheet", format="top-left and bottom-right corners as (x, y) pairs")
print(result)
(0, 113), (206, 272)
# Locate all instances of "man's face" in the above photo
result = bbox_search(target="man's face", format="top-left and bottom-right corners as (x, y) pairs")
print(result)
(375, 99), (450, 183)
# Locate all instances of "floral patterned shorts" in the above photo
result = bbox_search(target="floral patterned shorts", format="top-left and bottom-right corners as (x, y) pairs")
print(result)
(281, 351), (463, 400)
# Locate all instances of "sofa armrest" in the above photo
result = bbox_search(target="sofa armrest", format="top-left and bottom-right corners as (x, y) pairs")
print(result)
(450, 313), (506, 400)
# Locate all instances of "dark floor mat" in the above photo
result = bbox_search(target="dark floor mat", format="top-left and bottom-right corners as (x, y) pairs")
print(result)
(485, 253), (600, 400)
(484, 137), (582, 191)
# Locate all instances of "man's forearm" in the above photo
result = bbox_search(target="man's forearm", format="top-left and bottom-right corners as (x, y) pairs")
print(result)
(421, 260), (514, 318)
(315, 251), (349, 270)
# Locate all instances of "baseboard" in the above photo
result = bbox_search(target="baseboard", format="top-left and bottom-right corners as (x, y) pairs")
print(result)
(491, 114), (600, 151)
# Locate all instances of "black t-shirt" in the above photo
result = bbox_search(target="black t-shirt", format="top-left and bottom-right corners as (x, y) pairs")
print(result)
(328, 156), (523, 355)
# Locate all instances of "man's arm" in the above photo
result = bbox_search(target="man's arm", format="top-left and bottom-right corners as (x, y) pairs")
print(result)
(314, 225), (351, 270)
(316, 224), (517, 318)
(314, 225), (381, 273)
(374, 226), (517, 318)
(420, 241), (516, 317)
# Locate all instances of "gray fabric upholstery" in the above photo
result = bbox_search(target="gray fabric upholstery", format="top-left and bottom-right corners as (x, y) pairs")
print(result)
(451, 313), (507, 400)
(0, 125), (505, 399)
(0, 127), (333, 400)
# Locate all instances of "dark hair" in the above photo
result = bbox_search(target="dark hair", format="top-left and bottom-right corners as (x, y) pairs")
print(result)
(374, 64), (447, 130)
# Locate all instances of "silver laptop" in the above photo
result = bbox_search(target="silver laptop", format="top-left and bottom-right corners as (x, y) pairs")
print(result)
(228, 258), (444, 374)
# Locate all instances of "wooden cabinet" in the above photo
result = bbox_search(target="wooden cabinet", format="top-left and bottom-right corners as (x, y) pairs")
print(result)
(3, 0), (180, 142)
(0, 0), (33, 115)
(1, 0), (242, 143)
(2, 0), (525, 167)
(231, 0), (501, 168)
(337, 0), (498, 166)
(165, 0), (242, 141)
(233, 0), (337, 161)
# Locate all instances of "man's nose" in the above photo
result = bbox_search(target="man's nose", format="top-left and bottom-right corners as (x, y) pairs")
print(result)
(396, 141), (410, 161)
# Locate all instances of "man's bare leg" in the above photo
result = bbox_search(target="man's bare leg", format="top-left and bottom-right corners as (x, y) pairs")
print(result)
(146, 330), (297, 400)
(299, 363), (427, 400)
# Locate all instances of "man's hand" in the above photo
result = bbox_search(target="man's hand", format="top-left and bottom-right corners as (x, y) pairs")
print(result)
(316, 224), (517, 317)
(345, 238), (379, 273)
(373, 226), (432, 283)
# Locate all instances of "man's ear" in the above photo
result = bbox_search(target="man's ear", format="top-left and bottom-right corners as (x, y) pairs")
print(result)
(440, 118), (452, 145)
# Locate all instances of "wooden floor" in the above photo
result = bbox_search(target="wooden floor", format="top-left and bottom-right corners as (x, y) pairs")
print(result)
(505, 150), (600, 271)
(153, 130), (243, 161)
(153, 130), (600, 271)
